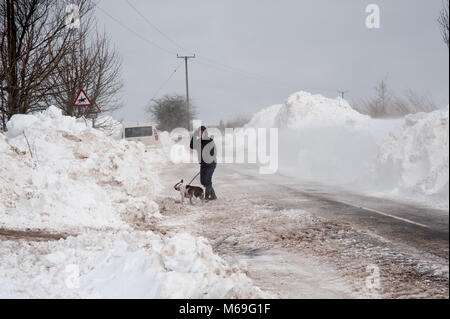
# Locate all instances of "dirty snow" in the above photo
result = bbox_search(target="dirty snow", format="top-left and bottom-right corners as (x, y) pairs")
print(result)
(157, 164), (449, 299)
(0, 106), (265, 299)
(1, 106), (161, 231)
(0, 231), (264, 299)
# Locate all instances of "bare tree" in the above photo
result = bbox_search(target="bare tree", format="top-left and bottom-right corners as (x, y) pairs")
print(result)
(403, 90), (437, 113)
(147, 94), (197, 131)
(0, 82), (5, 130)
(438, 0), (449, 48)
(45, 29), (124, 118)
(353, 80), (438, 118)
(356, 79), (392, 118)
(0, 0), (95, 130)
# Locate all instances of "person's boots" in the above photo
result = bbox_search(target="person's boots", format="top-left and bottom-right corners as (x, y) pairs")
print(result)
(204, 186), (211, 201)
(208, 186), (217, 200)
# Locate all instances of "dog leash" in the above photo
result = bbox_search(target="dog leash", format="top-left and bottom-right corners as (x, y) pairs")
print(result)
(187, 172), (200, 186)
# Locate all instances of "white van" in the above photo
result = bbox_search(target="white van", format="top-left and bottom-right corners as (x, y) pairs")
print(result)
(122, 124), (160, 147)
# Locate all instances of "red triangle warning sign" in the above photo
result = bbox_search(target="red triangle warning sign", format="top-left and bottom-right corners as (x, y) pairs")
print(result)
(85, 103), (102, 115)
(73, 89), (93, 107)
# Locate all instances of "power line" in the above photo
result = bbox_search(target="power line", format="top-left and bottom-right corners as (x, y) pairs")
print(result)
(125, 0), (193, 55)
(96, 5), (177, 55)
(124, 0), (257, 79)
(146, 61), (184, 105)
(119, 2), (337, 93)
(198, 55), (281, 84)
(196, 58), (337, 93)
(97, 2), (339, 95)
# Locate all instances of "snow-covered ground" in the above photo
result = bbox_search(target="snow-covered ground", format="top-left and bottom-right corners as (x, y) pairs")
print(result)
(1, 91), (447, 299)
(0, 230), (264, 298)
(246, 91), (449, 209)
(0, 107), (265, 299)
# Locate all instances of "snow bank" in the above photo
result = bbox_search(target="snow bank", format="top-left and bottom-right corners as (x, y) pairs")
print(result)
(274, 91), (369, 129)
(247, 91), (384, 185)
(377, 108), (449, 200)
(1, 107), (265, 299)
(247, 91), (369, 129)
(247, 91), (449, 207)
(159, 131), (193, 164)
(0, 231), (265, 299)
(247, 104), (283, 128)
(94, 115), (124, 140)
(1, 106), (161, 231)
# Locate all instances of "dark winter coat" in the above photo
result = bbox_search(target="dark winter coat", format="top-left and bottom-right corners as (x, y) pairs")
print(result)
(190, 135), (217, 167)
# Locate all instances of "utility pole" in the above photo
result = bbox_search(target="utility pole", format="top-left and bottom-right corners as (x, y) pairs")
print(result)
(338, 90), (349, 99)
(177, 54), (196, 130)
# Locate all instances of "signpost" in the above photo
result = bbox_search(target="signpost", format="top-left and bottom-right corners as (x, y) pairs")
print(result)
(73, 90), (101, 127)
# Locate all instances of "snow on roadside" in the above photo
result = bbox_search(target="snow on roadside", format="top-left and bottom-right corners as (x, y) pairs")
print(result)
(1, 106), (161, 231)
(247, 104), (283, 129)
(94, 115), (124, 140)
(274, 91), (369, 129)
(0, 231), (265, 299)
(246, 91), (449, 208)
(0, 106), (265, 299)
(377, 108), (449, 204)
(159, 131), (193, 164)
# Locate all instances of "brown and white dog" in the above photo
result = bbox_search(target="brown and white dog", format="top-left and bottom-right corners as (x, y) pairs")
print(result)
(174, 180), (205, 205)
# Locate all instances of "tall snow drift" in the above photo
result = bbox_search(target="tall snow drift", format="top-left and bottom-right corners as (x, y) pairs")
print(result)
(1, 106), (161, 231)
(377, 108), (449, 199)
(246, 91), (449, 207)
(274, 91), (369, 129)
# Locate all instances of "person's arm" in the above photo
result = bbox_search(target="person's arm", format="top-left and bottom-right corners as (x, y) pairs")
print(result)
(210, 138), (217, 159)
(190, 128), (201, 150)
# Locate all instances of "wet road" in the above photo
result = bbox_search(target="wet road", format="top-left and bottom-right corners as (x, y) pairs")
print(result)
(223, 164), (449, 259)
(159, 163), (449, 298)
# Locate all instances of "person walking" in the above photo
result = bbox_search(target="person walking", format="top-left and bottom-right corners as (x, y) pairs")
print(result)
(190, 126), (217, 201)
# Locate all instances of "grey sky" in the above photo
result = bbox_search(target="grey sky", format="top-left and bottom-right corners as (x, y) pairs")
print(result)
(94, 0), (449, 125)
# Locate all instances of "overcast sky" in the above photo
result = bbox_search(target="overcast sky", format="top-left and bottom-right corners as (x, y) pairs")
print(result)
(94, 0), (449, 125)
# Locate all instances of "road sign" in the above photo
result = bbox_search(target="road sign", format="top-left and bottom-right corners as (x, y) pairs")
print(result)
(73, 89), (93, 107)
(73, 90), (101, 120)
(85, 103), (102, 119)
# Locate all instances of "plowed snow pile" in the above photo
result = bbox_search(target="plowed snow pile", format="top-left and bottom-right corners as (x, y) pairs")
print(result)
(0, 106), (265, 298)
(274, 91), (369, 128)
(1, 106), (161, 231)
(247, 91), (449, 207)
(377, 108), (449, 200)
(247, 104), (283, 128)
(0, 231), (264, 299)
